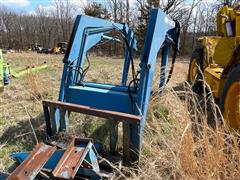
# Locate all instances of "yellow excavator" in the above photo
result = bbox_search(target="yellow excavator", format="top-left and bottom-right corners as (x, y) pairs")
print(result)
(189, 1), (240, 131)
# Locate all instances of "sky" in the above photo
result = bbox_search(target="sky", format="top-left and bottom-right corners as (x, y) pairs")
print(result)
(0, 0), (212, 14)
(0, 0), (52, 12)
(0, 0), (83, 13)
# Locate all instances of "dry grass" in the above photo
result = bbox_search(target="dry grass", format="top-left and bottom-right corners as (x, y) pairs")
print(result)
(24, 73), (49, 100)
(0, 52), (240, 179)
(134, 82), (240, 179)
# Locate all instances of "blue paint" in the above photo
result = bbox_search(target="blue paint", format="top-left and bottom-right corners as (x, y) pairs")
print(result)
(66, 85), (136, 114)
(43, 8), (180, 163)
(3, 71), (9, 85)
(79, 81), (135, 92)
(159, 44), (171, 91)
(12, 150), (64, 171)
(121, 29), (137, 85)
(0, 172), (9, 180)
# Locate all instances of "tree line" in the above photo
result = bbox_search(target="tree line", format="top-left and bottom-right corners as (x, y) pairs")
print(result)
(0, 0), (235, 56)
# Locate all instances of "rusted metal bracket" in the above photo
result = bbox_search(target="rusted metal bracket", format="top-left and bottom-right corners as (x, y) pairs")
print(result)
(43, 100), (141, 124)
(52, 138), (100, 179)
(7, 143), (56, 180)
(6, 138), (103, 179)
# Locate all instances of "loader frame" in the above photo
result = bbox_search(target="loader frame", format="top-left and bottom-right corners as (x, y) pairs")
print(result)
(43, 8), (180, 162)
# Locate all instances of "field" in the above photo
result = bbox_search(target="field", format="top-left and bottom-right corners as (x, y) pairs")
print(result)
(0, 52), (240, 179)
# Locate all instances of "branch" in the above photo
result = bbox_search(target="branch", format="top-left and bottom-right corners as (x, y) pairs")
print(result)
(164, 0), (177, 13)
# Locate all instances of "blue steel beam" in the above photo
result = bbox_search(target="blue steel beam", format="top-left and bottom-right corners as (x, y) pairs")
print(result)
(159, 44), (171, 92)
(121, 29), (137, 85)
(126, 9), (178, 161)
(59, 16), (135, 102)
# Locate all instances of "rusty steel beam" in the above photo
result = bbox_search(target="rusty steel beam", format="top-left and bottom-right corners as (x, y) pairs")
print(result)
(7, 143), (56, 180)
(43, 100), (141, 123)
(52, 139), (93, 179)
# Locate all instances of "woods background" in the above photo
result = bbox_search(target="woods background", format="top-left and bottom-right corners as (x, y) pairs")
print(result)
(0, 0), (238, 56)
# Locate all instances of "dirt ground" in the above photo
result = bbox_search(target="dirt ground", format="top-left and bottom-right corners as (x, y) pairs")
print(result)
(0, 52), (190, 171)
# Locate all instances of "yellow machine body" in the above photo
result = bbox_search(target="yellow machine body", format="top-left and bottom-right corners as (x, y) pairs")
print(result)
(189, 4), (240, 130)
(216, 5), (240, 37)
(198, 5), (240, 98)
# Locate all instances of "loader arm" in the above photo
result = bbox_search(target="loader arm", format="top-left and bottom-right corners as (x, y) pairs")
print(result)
(59, 16), (137, 102)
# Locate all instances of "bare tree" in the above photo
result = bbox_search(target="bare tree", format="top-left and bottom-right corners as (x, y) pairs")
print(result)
(54, 0), (75, 41)
(180, 0), (202, 55)
(0, 0), (225, 56)
(0, 7), (15, 48)
(126, 0), (130, 24)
